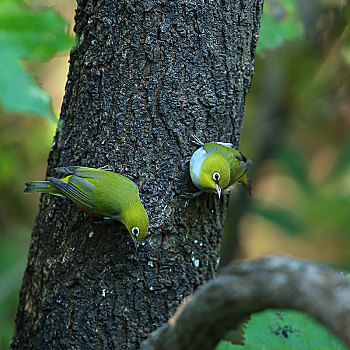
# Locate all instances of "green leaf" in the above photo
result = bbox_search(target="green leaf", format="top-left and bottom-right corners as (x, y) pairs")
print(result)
(0, 49), (52, 119)
(215, 341), (236, 350)
(257, 0), (304, 54)
(0, 0), (73, 121)
(243, 310), (349, 350)
(215, 341), (264, 350)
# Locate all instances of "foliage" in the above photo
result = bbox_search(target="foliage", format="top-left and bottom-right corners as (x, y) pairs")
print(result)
(216, 310), (349, 350)
(0, 0), (67, 347)
(231, 0), (350, 268)
(257, 0), (303, 54)
(0, 0), (73, 121)
(252, 146), (350, 236)
(0, 112), (56, 350)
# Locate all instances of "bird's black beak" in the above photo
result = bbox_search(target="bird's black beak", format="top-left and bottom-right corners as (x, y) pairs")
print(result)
(215, 182), (222, 199)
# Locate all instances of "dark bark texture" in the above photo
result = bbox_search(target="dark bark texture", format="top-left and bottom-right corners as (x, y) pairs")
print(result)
(142, 255), (350, 350)
(12, 0), (263, 349)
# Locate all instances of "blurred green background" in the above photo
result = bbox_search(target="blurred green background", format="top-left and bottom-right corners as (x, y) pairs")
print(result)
(0, 0), (349, 349)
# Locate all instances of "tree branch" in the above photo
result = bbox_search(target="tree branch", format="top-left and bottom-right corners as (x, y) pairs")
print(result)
(142, 255), (350, 350)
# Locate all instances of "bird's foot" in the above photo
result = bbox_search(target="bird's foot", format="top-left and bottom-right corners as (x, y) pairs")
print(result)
(180, 191), (203, 199)
(93, 217), (115, 224)
(98, 165), (113, 171)
(191, 135), (204, 146)
(54, 166), (80, 175)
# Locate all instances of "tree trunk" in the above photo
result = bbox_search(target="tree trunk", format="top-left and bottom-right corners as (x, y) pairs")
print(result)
(12, 0), (263, 349)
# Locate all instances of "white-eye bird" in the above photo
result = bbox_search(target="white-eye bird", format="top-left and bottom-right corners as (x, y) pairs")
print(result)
(189, 135), (252, 198)
(24, 166), (149, 250)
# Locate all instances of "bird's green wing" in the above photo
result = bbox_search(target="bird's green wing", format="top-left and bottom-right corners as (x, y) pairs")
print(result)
(48, 175), (94, 210)
(232, 160), (252, 182)
(234, 151), (249, 163)
(55, 166), (104, 179)
(72, 167), (138, 189)
(72, 167), (103, 179)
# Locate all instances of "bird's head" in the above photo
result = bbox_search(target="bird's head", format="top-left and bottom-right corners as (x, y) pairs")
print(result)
(200, 155), (230, 198)
(123, 205), (149, 251)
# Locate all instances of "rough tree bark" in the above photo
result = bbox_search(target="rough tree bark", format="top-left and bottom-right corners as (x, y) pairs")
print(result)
(12, 0), (263, 349)
(142, 255), (350, 350)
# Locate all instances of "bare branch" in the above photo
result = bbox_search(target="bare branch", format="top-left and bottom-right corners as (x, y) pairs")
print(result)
(142, 255), (350, 350)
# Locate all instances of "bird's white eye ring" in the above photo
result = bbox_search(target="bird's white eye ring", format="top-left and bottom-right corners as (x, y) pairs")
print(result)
(213, 172), (220, 181)
(132, 227), (140, 237)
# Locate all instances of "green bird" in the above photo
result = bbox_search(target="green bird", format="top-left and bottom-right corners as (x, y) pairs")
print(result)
(189, 135), (252, 198)
(24, 166), (149, 250)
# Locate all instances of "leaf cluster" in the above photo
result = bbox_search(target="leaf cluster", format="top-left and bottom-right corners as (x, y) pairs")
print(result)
(0, 0), (73, 121)
(216, 310), (349, 350)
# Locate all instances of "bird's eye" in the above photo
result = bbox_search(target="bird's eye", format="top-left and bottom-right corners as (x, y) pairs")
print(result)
(132, 227), (140, 237)
(213, 172), (220, 181)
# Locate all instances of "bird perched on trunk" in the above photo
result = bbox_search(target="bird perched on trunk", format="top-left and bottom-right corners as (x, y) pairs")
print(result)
(24, 166), (148, 250)
(189, 135), (252, 198)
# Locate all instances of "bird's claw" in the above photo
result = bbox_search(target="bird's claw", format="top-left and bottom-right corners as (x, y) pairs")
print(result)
(98, 165), (113, 171)
(191, 135), (205, 146)
(180, 191), (203, 199)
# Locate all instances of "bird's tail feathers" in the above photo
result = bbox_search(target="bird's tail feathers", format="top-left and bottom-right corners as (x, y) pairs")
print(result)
(244, 159), (253, 172)
(24, 181), (51, 193)
(244, 178), (252, 196)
